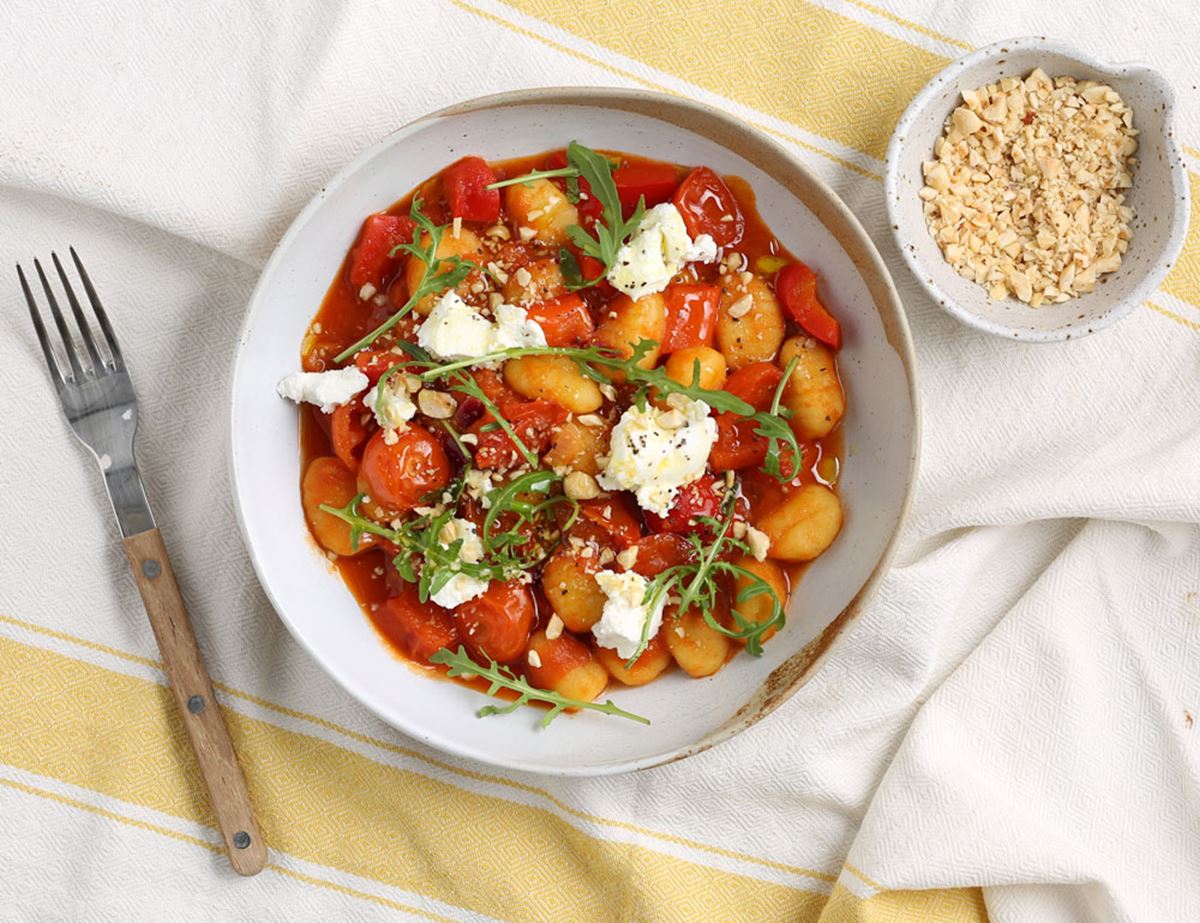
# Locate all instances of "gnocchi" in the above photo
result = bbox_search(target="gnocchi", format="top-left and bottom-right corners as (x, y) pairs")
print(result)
(756, 484), (843, 561)
(504, 179), (578, 246)
(504, 355), (603, 414)
(405, 227), (485, 314)
(779, 336), (845, 439)
(716, 277), (785, 370)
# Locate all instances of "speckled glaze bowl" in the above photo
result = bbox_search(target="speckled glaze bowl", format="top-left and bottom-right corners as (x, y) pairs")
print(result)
(886, 37), (1189, 342)
(231, 88), (919, 775)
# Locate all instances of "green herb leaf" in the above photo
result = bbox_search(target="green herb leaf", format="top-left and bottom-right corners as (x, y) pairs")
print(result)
(748, 355), (803, 483)
(409, 343), (755, 416)
(333, 198), (477, 363)
(430, 646), (650, 727)
(485, 165), (580, 191)
(555, 141), (647, 292)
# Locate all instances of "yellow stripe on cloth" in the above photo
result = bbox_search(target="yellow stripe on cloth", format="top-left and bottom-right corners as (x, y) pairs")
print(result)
(0, 634), (827, 922)
(501, 0), (946, 162)
(818, 882), (989, 923)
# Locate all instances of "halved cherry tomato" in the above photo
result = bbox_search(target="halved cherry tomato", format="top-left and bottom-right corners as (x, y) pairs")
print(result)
(711, 412), (800, 478)
(527, 293), (595, 346)
(628, 532), (694, 577)
(662, 284), (720, 353)
(469, 367), (523, 411)
(472, 399), (569, 470)
(674, 166), (745, 248)
(613, 161), (678, 217)
(348, 214), (415, 288)
(359, 424), (451, 512)
(378, 584), (457, 664)
(725, 362), (784, 411)
(331, 399), (371, 471)
(443, 156), (501, 223)
(453, 581), (535, 665)
(575, 496), (642, 549)
(710, 413), (767, 471)
(645, 475), (751, 538)
(775, 262), (842, 349)
(354, 349), (405, 386)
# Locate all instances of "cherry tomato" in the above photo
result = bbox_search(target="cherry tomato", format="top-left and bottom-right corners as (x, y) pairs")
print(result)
(575, 496), (642, 549)
(377, 584), (458, 664)
(725, 362), (784, 411)
(673, 166), (745, 248)
(643, 475), (725, 535)
(453, 581), (536, 664)
(330, 398), (371, 471)
(348, 214), (415, 288)
(710, 413), (767, 471)
(628, 532), (694, 577)
(775, 263), (842, 349)
(353, 349), (405, 386)
(443, 156), (501, 223)
(472, 399), (568, 470)
(359, 425), (451, 512)
(527, 293), (595, 346)
(468, 368), (523, 410)
(613, 161), (678, 217)
(662, 284), (720, 353)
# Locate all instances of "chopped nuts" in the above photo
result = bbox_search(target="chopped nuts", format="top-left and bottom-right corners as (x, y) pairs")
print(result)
(616, 545), (639, 570)
(518, 226), (537, 242)
(576, 413), (605, 427)
(920, 68), (1136, 305)
(418, 389), (456, 419)
(727, 294), (754, 319)
(358, 283), (377, 301)
(545, 614), (564, 641)
(745, 525), (771, 562)
(563, 470), (602, 500)
(514, 266), (532, 288)
(527, 649), (542, 668)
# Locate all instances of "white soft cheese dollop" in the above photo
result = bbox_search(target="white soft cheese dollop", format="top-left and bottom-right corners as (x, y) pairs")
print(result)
(276, 367), (368, 414)
(363, 376), (417, 430)
(607, 203), (718, 300)
(592, 570), (665, 660)
(417, 291), (546, 362)
(428, 518), (491, 609)
(597, 396), (718, 516)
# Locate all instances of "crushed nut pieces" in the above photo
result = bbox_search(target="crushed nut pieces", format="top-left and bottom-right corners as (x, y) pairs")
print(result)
(921, 68), (1137, 306)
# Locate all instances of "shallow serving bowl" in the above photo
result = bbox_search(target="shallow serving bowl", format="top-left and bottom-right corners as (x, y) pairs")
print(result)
(230, 88), (919, 775)
(886, 37), (1188, 342)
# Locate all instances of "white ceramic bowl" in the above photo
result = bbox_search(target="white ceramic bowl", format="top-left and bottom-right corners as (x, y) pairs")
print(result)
(230, 88), (919, 775)
(886, 37), (1189, 342)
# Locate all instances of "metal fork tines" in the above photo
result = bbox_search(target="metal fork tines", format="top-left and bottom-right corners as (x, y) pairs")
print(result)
(18, 249), (154, 536)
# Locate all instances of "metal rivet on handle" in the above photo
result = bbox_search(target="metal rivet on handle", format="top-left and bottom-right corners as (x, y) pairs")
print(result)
(142, 559), (161, 579)
(233, 831), (251, 849)
(187, 695), (206, 714)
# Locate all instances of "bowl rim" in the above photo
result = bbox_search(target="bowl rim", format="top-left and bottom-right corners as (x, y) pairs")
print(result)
(884, 36), (1190, 343)
(229, 86), (922, 774)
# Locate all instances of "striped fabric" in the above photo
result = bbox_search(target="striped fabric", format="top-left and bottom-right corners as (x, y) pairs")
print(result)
(2, 1), (1197, 920)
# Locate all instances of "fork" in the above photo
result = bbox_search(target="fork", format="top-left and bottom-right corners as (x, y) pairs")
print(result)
(18, 249), (266, 877)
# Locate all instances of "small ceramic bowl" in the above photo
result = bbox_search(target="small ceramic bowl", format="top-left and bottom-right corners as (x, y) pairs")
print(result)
(885, 37), (1189, 342)
(231, 88), (919, 774)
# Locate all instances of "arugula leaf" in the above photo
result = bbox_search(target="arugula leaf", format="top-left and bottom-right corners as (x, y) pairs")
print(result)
(556, 141), (646, 292)
(430, 645), (650, 727)
(632, 487), (786, 660)
(748, 355), (803, 483)
(408, 342), (755, 416)
(484, 165), (579, 191)
(333, 198), (477, 363)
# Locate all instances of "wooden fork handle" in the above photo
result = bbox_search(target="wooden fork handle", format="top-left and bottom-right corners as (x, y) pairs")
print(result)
(122, 528), (266, 876)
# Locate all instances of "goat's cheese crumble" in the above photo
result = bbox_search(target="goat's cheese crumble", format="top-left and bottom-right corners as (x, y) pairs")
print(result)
(276, 367), (368, 414)
(592, 570), (664, 660)
(363, 376), (416, 430)
(597, 395), (717, 516)
(417, 291), (546, 362)
(607, 203), (718, 300)
(428, 518), (490, 610)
